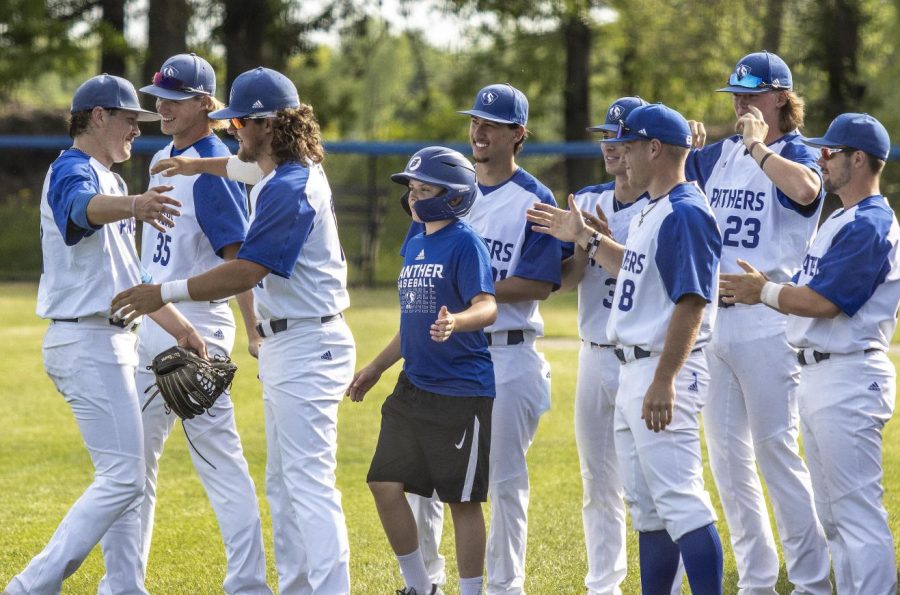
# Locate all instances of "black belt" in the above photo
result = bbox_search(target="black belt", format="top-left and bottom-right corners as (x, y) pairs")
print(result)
(255, 313), (342, 337)
(486, 330), (525, 346)
(797, 348), (880, 366)
(52, 317), (129, 329)
(590, 341), (615, 348)
(615, 346), (702, 363)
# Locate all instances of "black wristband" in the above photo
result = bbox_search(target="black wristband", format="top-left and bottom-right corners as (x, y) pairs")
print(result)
(759, 151), (774, 171)
(747, 140), (763, 157)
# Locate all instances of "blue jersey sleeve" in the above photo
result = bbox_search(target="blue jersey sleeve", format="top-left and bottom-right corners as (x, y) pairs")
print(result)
(454, 234), (496, 303)
(194, 173), (249, 256)
(806, 215), (893, 317)
(775, 139), (823, 216)
(685, 139), (726, 189)
(656, 202), (722, 303)
(237, 177), (315, 278)
(400, 221), (426, 257)
(47, 157), (103, 245)
(512, 186), (563, 287)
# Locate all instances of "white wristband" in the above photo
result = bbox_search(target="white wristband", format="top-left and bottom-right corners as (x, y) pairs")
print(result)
(160, 279), (191, 304)
(226, 155), (266, 184)
(760, 281), (783, 309)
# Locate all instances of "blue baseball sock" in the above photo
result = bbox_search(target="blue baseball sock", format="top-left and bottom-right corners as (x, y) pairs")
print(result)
(639, 530), (680, 595)
(677, 523), (723, 595)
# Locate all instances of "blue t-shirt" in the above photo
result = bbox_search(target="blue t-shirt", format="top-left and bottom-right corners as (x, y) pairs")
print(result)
(399, 219), (496, 397)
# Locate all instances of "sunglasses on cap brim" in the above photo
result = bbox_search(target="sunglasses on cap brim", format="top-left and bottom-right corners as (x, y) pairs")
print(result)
(151, 71), (210, 95)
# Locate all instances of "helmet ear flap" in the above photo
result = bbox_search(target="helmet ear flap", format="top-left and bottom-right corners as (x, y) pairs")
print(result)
(399, 190), (412, 217)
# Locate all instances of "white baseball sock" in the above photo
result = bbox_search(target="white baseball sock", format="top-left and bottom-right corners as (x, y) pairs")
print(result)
(460, 575), (483, 595)
(397, 548), (431, 594)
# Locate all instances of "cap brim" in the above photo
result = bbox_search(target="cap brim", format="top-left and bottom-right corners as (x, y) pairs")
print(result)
(457, 109), (520, 125)
(139, 84), (204, 101)
(802, 136), (844, 149)
(587, 124), (618, 133)
(716, 85), (772, 94)
(127, 108), (162, 122)
(600, 133), (644, 144)
(208, 106), (250, 120)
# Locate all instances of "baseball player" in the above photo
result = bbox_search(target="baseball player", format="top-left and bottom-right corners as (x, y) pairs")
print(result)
(563, 96), (684, 595)
(98, 54), (271, 595)
(721, 112), (897, 595)
(407, 83), (563, 595)
(4, 74), (205, 595)
(563, 97), (649, 595)
(686, 51), (831, 594)
(348, 147), (496, 595)
(528, 103), (724, 594)
(111, 67), (355, 594)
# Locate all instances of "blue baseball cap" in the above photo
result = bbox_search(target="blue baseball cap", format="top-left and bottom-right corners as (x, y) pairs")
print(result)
(587, 96), (650, 133)
(458, 83), (528, 126)
(140, 53), (216, 100)
(718, 51), (792, 94)
(208, 67), (300, 119)
(803, 113), (891, 161)
(601, 103), (692, 148)
(71, 74), (160, 121)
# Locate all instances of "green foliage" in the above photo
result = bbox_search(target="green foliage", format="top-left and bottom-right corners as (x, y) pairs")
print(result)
(0, 0), (95, 100)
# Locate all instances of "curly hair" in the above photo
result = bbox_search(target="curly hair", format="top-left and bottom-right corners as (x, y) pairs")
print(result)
(270, 104), (325, 165)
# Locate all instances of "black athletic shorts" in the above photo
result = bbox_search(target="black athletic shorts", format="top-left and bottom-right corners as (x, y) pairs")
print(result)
(366, 372), (493, 503)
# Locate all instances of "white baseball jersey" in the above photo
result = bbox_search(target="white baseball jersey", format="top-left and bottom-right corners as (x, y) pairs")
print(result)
(463, 168), (563, 335)
(37, 149), (143, 319)
(787, 194), (900, 353)
(687, 132), (824, 281)
(143, 135), (248, 283)
(573, 181), (649, 344)
(607, 182), (722, 352)
(237, 160), (349, 319)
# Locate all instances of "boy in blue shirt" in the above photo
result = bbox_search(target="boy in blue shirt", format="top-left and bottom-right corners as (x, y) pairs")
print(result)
(348, 147), (497, 595)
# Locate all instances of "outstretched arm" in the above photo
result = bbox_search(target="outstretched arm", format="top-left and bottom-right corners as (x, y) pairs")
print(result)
(111, 258), (270, 325)
(527, 194), (625, 274)
(720, 259), (840, 318)
(152, 155), (265, 185)
(86, 186), (182, 233)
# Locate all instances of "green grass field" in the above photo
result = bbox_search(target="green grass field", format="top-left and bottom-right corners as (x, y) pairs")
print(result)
(0, 282), (898, 594)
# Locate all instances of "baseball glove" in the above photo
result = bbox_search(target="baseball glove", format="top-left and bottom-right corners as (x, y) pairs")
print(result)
(144, 346), (237, 420)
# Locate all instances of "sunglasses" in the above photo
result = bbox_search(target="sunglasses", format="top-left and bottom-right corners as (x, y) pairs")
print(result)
(728, 72), (768, 89)
(151, 71), (209, 95)
(614, 120), (650, 141)
(230, 112), (279, 129)
(819, 146), (855, 160)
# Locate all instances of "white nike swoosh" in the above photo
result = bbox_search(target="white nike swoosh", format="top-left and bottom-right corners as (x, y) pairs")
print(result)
(454, 429), (467, 449)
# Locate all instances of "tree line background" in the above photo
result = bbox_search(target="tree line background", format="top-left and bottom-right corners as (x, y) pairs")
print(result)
(0, 0), (898, 284)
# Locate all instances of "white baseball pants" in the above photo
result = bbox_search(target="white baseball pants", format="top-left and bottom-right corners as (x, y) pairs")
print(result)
(798, 350), (896, 595)
(575, 343), (626, 595)
(704, 306), (830, 595)
(614, 351), (717, 540)
(258, 317), (355, 595)
(6, 320), (146, 595)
